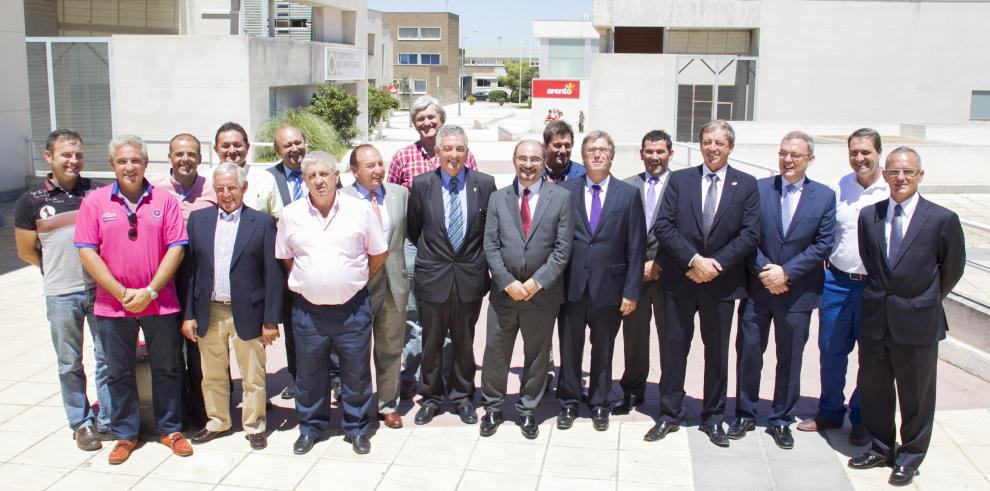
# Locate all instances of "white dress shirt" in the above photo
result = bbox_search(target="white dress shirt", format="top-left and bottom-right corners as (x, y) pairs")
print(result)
(885, 192), (919, 258)
(829, 172), (890, 274)
(212, 205), (242, 302)
(701, 164), (729, 212)
(584, 174), (611, 219)
(518, 178), (542, 214)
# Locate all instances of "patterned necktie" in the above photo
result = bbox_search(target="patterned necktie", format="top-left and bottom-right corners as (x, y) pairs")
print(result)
(370, 192), (383, 227)
(447, 177), (464, 250)
(589, 184), (602, 233)
(645, 176), (659, 229)
(520, 187), (532, 237)
(702, 174), (719, 236)
(781, 183), (797, 236)
(888, 204), (904, 263)
(289, 169), (304, 201)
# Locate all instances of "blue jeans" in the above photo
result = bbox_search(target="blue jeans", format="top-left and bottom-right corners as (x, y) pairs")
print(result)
(817, 268), (863, 425)
(95, 314), (183, 440)
(46, 289), (111, 431)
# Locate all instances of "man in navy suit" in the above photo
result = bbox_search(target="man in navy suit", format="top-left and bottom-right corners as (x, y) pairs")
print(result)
(557, 130), (646, 432)
(729, 131), (836, 449)
(181, 163), (285, 450)
(650, 120), (760, 447)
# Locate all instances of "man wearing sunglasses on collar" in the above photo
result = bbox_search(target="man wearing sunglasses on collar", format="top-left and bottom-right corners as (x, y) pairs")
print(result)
(74, 135), (191, 465)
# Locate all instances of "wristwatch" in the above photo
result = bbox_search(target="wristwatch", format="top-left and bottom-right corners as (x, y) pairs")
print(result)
(145, 286), (158, 300)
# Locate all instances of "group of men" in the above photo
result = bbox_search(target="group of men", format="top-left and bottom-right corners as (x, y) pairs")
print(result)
(15, 94), (964, 487)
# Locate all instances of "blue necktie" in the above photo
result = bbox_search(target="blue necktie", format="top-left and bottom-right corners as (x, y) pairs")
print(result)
(447, 177), (464, 250)
(289, 170), (304, 201)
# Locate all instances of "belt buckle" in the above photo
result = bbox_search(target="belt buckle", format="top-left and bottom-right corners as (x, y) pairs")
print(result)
(849, 272), (865, 281)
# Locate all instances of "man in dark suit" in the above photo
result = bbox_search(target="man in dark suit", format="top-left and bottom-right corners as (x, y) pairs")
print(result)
(614, 129), (673, 415)
(480, 140), (573, 439)
(848, 147), (965, 486)
(557, 130), (646, 432)
(650, 120), (760, 447)
(407, 124), (497, 425)
(730, 131), (836, 449)
(180, 163), (285, 450)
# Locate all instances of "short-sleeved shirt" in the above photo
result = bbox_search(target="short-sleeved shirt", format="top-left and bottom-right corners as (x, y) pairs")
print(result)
(73, 180), (188, 318)
(14, 176), (97, 296)
(148, 171), (217, 224)
(275, 192), (387, 306)
(386, 140), (479, 189)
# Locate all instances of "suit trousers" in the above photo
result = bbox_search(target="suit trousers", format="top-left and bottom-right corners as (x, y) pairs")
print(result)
(284, 290), (340, 383)
(557, 291), (622, 409)
(182, 336), (207, 430)
(858, 335), (938, 470)
(418, 289), (482, 408)
(619, 279), (664, 399)
(658, 291), (735, 426)
(734, 298), (812, 425)
(292, 290), (373, 438)
(198, 303), (267, 434)
(481, 302), (556, 416)
(369, 273), (406, 413)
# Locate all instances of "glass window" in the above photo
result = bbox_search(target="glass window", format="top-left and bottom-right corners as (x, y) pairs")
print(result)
(666, 30), (752, 55)
(413, 80), (428, 93)
(476, 79), (492, 87)
(972, 91), (990, 120)
(398, 53), (418, 65)
(398, 27), (419, 39)
(420, 27), (441, 39)
(422, 53), (440, 65)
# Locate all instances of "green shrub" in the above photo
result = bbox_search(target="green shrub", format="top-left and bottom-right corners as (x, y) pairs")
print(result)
(489, 89), (508, 106)
(255, 108), (348, 162)
(368, 85), (399, 128)
(467, 95), (477, 105)
(310, 84), (359, 144)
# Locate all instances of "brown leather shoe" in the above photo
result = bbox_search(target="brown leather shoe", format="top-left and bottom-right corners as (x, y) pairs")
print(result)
(160, 432), (194, 457)
(245, 432), (267, 450)
(379, 412), (403, 429)
(796, 416), (843, 432)
(108, 439), (138, 465)
(74, 426), (102, 451)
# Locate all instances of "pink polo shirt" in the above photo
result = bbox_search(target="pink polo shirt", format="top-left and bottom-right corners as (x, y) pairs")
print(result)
(275, 192), (387, 306)
(149, 172), (217, 224)
(73, 181), (188, 317)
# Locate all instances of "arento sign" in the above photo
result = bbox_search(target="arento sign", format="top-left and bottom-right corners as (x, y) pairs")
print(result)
(533, 80), (580, 99)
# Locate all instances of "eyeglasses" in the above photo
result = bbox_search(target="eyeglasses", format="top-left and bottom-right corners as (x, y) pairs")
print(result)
(514, 156), (544, 164)
(586, 147), (611, 156)
(882, 168), (921, 178)
(127, 212), (138, 241)
(777, 151), (811, 161)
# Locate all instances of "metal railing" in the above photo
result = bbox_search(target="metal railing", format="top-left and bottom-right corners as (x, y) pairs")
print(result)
(671, 141), (777, 176)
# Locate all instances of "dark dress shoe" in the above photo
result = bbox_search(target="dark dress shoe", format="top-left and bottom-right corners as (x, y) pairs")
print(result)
(280, 381), (297, 400)
(379, 412), (403, 429)
(766, 424), (794, 449)
(293, 434), (317, 454)
(518, 416), (539, 440)
(591, 407), (610, 431)
(190, 427), (231, 445)
(796, 415), (842, 432)
(848, 451), (890, 470)
(611, 394), (644, 416)
(399, 380), (417, 401)
(556, 407), (577, 430)
(479, 411), (504, 437)
(699, 424), (730, 448)
(74, 426), (102, 451)
(458, 404), (479, 425)
(415, 405), (439, 425)
(644, 421), (680, 442)
(245, 432), (267, 450)
(849, 425), (871, 446)
(888, 466), (919, 486)
(344, 435), (371, 455)
(727, 418), (756, 440)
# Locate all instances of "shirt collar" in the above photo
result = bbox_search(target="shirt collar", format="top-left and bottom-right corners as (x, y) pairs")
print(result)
(282, 160), (302, 179)
(545, 160), (574, 181)
(168, 170), (202, 197)
(781, 175), (806, 192)
(702, 164), (729, 181)
(889, 192), (919, 218)
(111, 179), (153, 206)
(218, 204), (243, 222)
(44, 173), (90, 195)
(515, 178), (542, 196)
(644, 169), (668, 183)
(585, 174), (611, 191)
(440, 167), (467, 189)
(355, 182), (385, 202)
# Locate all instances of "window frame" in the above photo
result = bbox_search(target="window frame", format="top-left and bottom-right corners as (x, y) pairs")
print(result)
(397, 26), (442, 41)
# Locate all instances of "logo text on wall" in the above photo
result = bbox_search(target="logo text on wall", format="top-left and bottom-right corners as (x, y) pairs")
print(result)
(533, 80), (581, 99)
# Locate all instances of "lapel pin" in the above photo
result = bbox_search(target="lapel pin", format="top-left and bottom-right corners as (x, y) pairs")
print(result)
(473, 187), (477, 192)
(731, 181), (737, 186)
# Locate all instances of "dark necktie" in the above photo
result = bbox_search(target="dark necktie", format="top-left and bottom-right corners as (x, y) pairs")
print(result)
(447, 177), (463, 250)
(702, 173), (719, 236)
(589, 184), (602, 233)
(888, 204), (904, 263)
(520, 188), (532, 237)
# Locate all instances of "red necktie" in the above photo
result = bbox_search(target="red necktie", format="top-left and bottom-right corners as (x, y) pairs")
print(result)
(521, 188), (532, 237)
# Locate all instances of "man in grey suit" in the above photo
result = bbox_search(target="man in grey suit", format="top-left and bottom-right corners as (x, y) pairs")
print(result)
(480, 140), (573, 439)
(614, 130), (673, 415)
(342, 144), (409, 430)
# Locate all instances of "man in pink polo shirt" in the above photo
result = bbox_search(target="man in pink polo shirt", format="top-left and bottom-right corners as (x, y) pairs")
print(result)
(74, 135), (192, 465)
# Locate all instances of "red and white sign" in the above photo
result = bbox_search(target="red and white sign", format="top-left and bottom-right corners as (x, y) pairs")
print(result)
(532, 80), (581, 99)
(383, 84), (398, 95)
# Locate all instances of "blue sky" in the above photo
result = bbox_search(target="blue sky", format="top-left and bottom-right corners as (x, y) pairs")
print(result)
(368, 0), (593, 49)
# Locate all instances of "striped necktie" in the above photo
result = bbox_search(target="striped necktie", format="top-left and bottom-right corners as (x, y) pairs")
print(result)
(447, 177), (464, 250)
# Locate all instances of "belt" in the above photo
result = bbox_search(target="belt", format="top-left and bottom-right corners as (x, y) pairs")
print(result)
(212, 300), (232, 306)
(826, 263), (866, 282)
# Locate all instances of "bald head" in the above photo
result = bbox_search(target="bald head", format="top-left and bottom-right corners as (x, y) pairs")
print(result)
(274, 126), (307, 170)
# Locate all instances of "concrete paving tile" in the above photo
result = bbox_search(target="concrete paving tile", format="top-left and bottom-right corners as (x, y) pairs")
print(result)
(0, 381), (60, 405)
(376, 464), (462, 491)
(130, 477), (215, 490)
(616, 484), (694, 491)
(761, 428), (847, 462)
(768, 457), (852, 490)
(459, 470), (539, 491)
(936, 409), (990, 445)
(548, 420), (620, 449)
(844, 465), (908, 491)
(11, 429), (97, 469)
(957, 444), (990, 475)
(482, 420), (553, 445)
(617, 449), (692, 485)
(538, 476), (616, 491)
(686, 424), (763, 460)
(77, 440), (171, 476)
(220, 452), (318, 490)
(296, 459), (388, 490)
(542, 446), (618, 481)
(0, 404), (68, 433)
(468, 441), (547, 475)
(691, 456), (770, 489)
(921, 445), (984, 473)
(0, 403), (29, 426)
(0, 462), (70, 490)
(0, 430), (51, 462)
(915, 469), (990, 490)
(411, 421), (484, 441)
(393, 430), (475, 469)
(38, 392), (64, 407)
(618, 420), (690, 454)
(320, 428), (410, 464)
(148, 448), (249, 484)
(47, 469), (141, 490)
(0, 360), (50, 382)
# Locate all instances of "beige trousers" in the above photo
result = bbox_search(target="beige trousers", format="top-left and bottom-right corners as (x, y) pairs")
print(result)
(199, 303), (267, 434)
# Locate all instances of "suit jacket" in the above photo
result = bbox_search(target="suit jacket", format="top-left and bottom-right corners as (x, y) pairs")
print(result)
(407, 167), (498, 303)
(654, 164), (760, 300)
(857, 196), (965, 345)
(484, 179), (573, 310)
(340, 182), (409, 312)
(747, 175), (836, 311)
(561, 175), (646, 306)
(623, 171), (670, 262)
(182, 205), (285, 340)
(267, 160), (293, 206)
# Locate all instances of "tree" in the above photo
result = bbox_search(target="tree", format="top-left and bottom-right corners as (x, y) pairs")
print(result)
(488, 90), (508, 106)
(368, 85), (399, 128)
(398, 76), (412, 109)
(310, 84), (359, 144)
(497, 60), (539, 103)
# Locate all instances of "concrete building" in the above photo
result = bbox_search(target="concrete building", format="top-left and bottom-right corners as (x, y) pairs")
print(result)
(463, 47), (538, 97)
(381, 12), (464, 106)
(367, 9), (394, 91)
(0, 1), (32, 200)
(530, 20), (598, 133)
